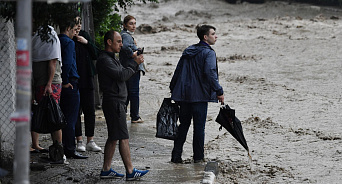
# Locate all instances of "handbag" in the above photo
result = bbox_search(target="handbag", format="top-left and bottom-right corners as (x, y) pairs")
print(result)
(156, 98), (179, 140)
(31, 95), (66, 133)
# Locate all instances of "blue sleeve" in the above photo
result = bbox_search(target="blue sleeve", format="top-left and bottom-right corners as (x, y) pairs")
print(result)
(61, 41), (75, 84)
(204, 50), (224, 96)
(121, 33), (137, 58)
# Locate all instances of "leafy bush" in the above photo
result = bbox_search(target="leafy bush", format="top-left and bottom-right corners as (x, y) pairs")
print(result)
(92, 0), (158, 49)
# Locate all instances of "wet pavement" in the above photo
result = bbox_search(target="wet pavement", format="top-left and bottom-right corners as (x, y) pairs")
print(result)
(17, 109), (208, 184)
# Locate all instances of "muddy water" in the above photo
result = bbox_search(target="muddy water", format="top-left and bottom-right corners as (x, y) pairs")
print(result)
(122, 0), (342, 183)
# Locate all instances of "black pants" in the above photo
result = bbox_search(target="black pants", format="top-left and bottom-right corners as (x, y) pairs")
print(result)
(75, 88), (96, 138)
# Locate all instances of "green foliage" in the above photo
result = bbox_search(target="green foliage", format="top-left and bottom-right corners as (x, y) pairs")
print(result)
(94, 13), (122, 50)
(92, 0), (158, 49)
(1, 2), (80, 42)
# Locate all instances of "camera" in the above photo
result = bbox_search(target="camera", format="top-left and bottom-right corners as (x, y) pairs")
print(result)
(137, 47), (144, 56)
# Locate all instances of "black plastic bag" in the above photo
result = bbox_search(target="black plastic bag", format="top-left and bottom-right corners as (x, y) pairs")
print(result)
(31, 96), (50, 133)
(156, 98), (179, 140)
(49, 140), (64, 162)
(47, 95), (67, 132)
(31, 95), (67, 134)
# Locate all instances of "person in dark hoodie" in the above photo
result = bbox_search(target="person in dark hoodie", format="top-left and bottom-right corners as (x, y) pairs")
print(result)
(169, 25), (224, 163)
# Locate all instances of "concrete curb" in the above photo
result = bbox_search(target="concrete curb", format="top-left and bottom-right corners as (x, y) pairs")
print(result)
(202, 161), (219, 184)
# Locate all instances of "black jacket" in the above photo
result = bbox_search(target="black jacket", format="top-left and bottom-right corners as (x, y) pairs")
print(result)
(73, 30), (98, 89)
(96, 51), (138, 103)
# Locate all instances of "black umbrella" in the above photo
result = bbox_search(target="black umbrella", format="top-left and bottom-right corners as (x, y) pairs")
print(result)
(215, 104), (249, 152)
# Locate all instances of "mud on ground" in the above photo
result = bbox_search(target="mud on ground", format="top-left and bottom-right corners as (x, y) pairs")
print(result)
(2, 0), (342, 183)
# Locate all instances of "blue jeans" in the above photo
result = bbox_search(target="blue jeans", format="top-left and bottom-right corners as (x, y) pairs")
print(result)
(172, 102), (208, 161)
(60, 80), (80, 154)
(126, 71), (140, 120)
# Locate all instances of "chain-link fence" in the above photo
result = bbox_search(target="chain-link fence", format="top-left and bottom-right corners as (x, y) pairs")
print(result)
(0, 17), (16, 169)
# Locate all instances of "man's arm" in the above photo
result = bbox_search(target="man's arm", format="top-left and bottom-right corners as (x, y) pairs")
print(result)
(61, 41), (74, 87)
(204, 50), (224, 104)
(44, 59), (57, 95)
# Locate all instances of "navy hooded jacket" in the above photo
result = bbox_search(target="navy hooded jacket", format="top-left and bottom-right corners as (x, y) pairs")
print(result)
(170, 41), (223, 103)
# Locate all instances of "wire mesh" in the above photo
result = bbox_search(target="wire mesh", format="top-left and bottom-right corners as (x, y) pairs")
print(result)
(0, 17), (16, 167)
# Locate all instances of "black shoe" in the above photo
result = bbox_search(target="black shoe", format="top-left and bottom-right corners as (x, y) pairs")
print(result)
(65, 151), (88, 159)
(194, 158), (205, 163)
(30, 149), (40, 154)
(38, 148), (49, 153)
(171, 157), (183, 163)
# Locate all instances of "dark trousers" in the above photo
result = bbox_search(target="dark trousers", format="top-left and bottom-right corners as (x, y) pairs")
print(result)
(172, 102), (208, 161)
(60, 80), (80, 154)
(75, 88), (96, 137)
(125, 71), (141, 120)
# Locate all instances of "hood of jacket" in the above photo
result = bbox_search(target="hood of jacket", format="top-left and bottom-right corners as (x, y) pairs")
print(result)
(182, 42), (211, 58)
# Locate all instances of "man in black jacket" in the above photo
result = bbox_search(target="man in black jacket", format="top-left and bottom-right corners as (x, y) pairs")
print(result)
(96, 30), (149, 181)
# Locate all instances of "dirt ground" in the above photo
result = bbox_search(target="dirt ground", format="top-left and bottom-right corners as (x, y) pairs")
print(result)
(122, 0), (342, 183)
(2, 0), (342, 183)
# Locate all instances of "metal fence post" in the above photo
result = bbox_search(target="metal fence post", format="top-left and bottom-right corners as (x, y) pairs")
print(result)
(10, 0), (32, 183)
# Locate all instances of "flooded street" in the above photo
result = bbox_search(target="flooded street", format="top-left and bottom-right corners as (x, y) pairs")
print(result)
(2, 0), (342, 183)
(124, 0), (342, 183)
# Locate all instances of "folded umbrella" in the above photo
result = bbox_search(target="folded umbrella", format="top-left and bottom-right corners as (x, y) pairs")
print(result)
(215, 104), (249, 152)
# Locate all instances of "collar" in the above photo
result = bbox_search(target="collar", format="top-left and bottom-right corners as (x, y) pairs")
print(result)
(103, 50), (115, 58)
(59, 34), (69, 38)
(199, 40), (210, 47)
(123, 29), (134, 35)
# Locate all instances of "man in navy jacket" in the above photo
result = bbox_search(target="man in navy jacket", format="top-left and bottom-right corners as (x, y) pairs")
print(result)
(170, 25), (224, 163)
(59, 19), (88, 159)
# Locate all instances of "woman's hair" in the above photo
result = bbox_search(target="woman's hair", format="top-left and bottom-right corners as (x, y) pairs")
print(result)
(123, 15), (136, 25)
(196, 25), (216, 41)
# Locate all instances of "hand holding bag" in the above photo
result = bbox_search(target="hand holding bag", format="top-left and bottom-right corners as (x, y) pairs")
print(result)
(31, 95), (66, 133)
(47, 95), (67, 132)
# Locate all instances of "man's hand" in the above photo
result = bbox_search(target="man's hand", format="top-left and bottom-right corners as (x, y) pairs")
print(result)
(63, 83), (73, 89)
(44, 84), (53, 96)
(134, 54), (144, 65)
(75, 35), (88, 44)
(217, 95), (224, 105)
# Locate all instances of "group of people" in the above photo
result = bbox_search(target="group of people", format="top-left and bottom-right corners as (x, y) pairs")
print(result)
(30, 13), (224, 181)
(31, 17), (101, 160)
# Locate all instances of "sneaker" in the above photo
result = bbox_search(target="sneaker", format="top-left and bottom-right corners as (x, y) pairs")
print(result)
(100, 168), (124, 179)
(76, 141), (86, 152)
(126, 168), (149, 181)
(131, 118), (144, 123)
(86, 140), (102, 152)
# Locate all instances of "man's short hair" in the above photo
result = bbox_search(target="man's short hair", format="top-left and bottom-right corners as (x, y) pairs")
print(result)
(196, 25), (216, 41)
(59, 18), (77, 33)
(104, 30), (115, 47)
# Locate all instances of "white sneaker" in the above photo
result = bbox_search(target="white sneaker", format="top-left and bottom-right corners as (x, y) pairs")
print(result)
(76, 141), (86, 152)
(86, 140), (102, 152)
